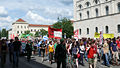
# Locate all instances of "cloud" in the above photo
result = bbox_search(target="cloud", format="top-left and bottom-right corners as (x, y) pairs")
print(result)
(0, 6), (8, 17)
(25, 11), (56, 25)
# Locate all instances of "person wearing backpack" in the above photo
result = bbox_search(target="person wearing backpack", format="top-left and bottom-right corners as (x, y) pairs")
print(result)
(8, 39), (14, 63)
(55, 39), (67, 68)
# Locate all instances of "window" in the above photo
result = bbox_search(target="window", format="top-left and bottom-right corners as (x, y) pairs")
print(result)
(31, 29), (33, 32)
(79, 29), (81, 35)
(87, 11), (90, 18)
(87, 28), (89, 34)
(17, 26), (19, 28)
(24, 26), (26, 29)
(21, 26), (23, 28)
(118, 25), (120, 33)
(86, 2), (90, 7)
(21, 31), (23, 33)
(105, 26), (109, 33)
(95, 27), (98, 33)
(34, 29), (36, 32)
(105, 6), (109, 15)
(118, 3), (120, 12)
(17, 31), (19, 34)
(80, 13), (82, 19)
(79, 4), (82, 9)
(94, 0), (100, 4)
(95, 8), (98, 17)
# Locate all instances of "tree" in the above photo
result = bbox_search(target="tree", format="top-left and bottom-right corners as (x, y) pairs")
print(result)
(1, 28), (7, 37)
(35, 31), (40, 37)
(53, 17), (74, 38)
(25, 30), (30, 34)
(40, 29), (48, 37)
(0, 30), (1, 39)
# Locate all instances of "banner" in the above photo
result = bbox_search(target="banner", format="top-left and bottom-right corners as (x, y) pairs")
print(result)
(48, 26), (62, 39)
(94, 32), (114, 39)
(74, 29), (79, 39)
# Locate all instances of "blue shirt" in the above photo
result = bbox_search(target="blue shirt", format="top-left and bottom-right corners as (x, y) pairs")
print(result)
(111, 42), (117, 52)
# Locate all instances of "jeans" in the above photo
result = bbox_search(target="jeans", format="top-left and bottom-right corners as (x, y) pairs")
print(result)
(80, 53), (84, 65)
(103, 53), (110, 66)
(13, 51), (19, 66)
(38, 48), (41, 57)
(57, 59), (66, 68)
(85, 52), (88, 61)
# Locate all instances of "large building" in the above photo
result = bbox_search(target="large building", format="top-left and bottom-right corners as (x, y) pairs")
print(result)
(8, 18), (51, 39)
(73, 0), (120, 38)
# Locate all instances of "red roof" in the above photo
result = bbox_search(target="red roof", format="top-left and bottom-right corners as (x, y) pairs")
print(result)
(29, 24), (51, 27)
(16, 18), (26, 22)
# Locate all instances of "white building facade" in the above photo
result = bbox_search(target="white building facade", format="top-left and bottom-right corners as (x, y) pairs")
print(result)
(73, 0), (120, 38)
(8, 18), (50, 39)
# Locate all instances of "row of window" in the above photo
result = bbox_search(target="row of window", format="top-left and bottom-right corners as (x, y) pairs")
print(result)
(79, 0), (108, 9)
(17, 26), (28, 29)
(79, 3), (120, 19)
(31, 29), (42, 32)
(79, 25), (120, 35)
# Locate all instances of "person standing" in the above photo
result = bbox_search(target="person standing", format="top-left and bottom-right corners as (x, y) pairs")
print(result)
(40, 41), (46, 62)
(25, 41), (32, 62)
(1, 39), (7, 68)
(102, 40), (110, 67)
(87, 42), (96, 68)
(111, 39), (119, 65)
(48, 41), (54, 64)
(8, 39), (14, 63)
(13, 37), (22, 67)
(55, 39), (67, 68)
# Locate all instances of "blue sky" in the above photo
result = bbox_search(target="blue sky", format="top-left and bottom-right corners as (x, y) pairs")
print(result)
(0, 0), (73, 29)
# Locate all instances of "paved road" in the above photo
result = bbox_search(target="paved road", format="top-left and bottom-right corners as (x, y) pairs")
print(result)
(0, 54), (120, 68)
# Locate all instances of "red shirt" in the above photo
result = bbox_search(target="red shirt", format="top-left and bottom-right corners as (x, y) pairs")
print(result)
(88, 47), (95, 58)
(116, 40), (120, 49)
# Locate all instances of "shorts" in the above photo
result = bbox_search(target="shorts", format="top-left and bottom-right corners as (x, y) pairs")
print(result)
(88, 58), (94, 64)
(113, 51), (119, 59)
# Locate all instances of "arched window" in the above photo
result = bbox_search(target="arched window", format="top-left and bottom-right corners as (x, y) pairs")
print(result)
(80, 13), (82, 19)
(17, 31), (19, 34)
(17, 26), (19, 28)
(94, 0), (100, 4)
(87, 11), (90, 18)
(105, 26), (109, 33)
(86, 2), (90, 7)
(79, 29), (81, 35)
(95, 27), (98, 33)
(21, 31), (23, 34)
(118, 25), (120, 33)
(87, 28), (89, 34)
(105, 6), (109, 15)
(95, 8), (98, 17)
(21, 26), (23, 28)
(118, 3), (120, 12)
(79, 4), (82, 9)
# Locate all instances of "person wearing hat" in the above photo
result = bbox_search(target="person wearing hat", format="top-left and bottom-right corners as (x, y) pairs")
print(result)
(55, 38), (67, 68)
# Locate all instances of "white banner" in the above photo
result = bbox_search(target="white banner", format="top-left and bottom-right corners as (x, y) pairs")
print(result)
(54, 31), (62, 38)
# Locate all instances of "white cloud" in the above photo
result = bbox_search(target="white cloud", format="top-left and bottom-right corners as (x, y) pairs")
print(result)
(0, 6), (8, 17)
(26, 11), (56, 24)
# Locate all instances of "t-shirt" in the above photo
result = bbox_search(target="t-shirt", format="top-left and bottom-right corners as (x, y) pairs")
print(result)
(49, 44), (54, 52)
(88, 47), (95, 58)
(111, 42), (117, 52)
(13, 41), (22, 52)
(116, 40), (120, 49)
(1, 43), (7, 52)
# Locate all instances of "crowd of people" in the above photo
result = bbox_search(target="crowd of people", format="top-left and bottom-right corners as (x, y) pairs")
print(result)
(0, 37), (120, 68)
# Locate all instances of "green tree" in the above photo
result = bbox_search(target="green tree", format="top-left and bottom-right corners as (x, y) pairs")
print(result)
(35, 31), (40, 37)
(40, 29), (48, 37)
(0, 30), (1, 39)
(25, 30), (30, 34)
(53, 17), (74, 38)
(1, 28), (7, 37)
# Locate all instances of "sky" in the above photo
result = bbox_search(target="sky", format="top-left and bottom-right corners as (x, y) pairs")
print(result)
(0, 0), (73, 30)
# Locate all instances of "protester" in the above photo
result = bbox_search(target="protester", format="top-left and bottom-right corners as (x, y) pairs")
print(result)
(102, 40), (110, 67)
(55, 39), (67, 68)
(48, 41), (54, 64)
(8, 39), (14, 63)
(25, 41), (32, 62)
(40, 41), (46, 62)
(1, 39), (7, 68)
(111, 39), (119, 65)
(13, 37), (22, 67)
